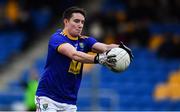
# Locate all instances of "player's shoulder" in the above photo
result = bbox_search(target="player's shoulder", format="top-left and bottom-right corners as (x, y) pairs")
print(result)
(51, 29), (65, 39)
(79, 35), (89, 39)
(49, 29), (67, 43)
(59, 30), (66, 37)
(79, 35), (95, 40)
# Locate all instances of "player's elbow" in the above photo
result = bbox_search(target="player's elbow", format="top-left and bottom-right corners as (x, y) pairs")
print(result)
(71, 51), (80, 61)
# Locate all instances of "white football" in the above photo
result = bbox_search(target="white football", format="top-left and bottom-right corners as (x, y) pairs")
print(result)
(107, 47), (130, 72)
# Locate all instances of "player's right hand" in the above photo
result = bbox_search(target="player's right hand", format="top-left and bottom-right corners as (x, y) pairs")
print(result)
(94, 51), (117, 67)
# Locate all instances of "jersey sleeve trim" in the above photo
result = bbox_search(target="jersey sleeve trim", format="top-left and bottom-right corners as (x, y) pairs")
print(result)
(57, 43), (67, 52)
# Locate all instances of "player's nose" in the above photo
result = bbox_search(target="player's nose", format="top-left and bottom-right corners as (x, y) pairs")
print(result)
(78, 23), (83, 28)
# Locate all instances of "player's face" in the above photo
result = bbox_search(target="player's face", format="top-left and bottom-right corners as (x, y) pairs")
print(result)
(64, 13), (85, 37)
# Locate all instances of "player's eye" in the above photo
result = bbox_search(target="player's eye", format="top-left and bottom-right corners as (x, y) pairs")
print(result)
(74, 19), (84, 24)
(74, 19), (80, 23)
(81, 20), (84, 24)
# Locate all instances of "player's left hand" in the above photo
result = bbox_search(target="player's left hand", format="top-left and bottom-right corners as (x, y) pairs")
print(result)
(119, 41), (134, 61)
(94, 50), (117, 67)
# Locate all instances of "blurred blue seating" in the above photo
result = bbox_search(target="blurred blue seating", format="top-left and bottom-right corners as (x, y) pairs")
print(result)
(149, 24), (163, 34)
(80, 73), (92, 88)
(101, 0), (126, 12)
(0, 91), (24, 110)
(7, 80), (24, 91)
(77, 97), (91, 111)
(31, 9), (52, 32)
(0, 31), (25, 64)
(149, 24), (180, 34)
(34, 57), (46, 76)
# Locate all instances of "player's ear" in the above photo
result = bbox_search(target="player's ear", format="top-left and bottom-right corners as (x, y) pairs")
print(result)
(64, 19), (69, 25)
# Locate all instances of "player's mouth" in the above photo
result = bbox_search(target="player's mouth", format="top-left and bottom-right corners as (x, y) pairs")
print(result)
(76, 29), (82, 33)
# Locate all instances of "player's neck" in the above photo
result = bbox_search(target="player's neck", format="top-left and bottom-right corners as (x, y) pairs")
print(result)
(62, 29), (78, 40)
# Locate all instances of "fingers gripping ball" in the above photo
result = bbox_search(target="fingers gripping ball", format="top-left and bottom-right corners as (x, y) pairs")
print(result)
(94, 51), (116, 67)
(107, 48), (131, 72)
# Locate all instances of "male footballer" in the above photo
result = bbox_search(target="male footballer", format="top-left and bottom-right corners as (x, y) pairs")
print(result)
(35, 6), (133, 112)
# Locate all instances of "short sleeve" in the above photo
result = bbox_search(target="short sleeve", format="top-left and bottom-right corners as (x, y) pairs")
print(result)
(49, 34), (67, 50)
(86, 37), (97, 50)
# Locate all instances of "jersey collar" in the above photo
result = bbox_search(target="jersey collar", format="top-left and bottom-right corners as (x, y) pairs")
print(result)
(62, 29), (78, 40)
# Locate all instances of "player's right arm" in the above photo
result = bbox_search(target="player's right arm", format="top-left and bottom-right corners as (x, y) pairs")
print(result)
(57, 43), (95, 63)
(57, 43), (116, 66)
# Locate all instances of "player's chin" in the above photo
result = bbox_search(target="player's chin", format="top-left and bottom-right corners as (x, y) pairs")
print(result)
(71, 32), (80, 37)
(73, 34), (80, 37)
(76, 32), (82, 37)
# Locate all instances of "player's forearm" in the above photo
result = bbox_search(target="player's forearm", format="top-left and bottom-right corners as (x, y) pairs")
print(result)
(98, 44), (119, 52)
(72, 51), (95, 63)
(106, 44), (119, 50)
(92, 43), (119, 53)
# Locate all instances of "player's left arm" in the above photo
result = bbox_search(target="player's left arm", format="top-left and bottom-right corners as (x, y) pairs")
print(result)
(91, 42), (119, 53)
(92, 42), (134, 61)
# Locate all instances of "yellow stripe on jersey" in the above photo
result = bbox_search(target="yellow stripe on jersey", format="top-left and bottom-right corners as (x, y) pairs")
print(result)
(62, 29), (78, 40)
(57, 43), (67, 52)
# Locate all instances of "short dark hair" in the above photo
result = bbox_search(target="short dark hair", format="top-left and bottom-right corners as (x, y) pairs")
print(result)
(62, 6), (86, 20)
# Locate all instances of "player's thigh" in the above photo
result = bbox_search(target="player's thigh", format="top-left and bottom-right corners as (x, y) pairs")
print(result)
(65, 107), (77, 112)
(58, 104), (77, 112)
(36, 107), (57, 112)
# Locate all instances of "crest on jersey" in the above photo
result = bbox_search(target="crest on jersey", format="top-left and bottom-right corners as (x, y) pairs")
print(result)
(79, 43), (84, 49)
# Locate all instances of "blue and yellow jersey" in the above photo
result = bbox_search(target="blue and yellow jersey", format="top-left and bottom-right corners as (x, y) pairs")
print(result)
(36, 29), (97, 105)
